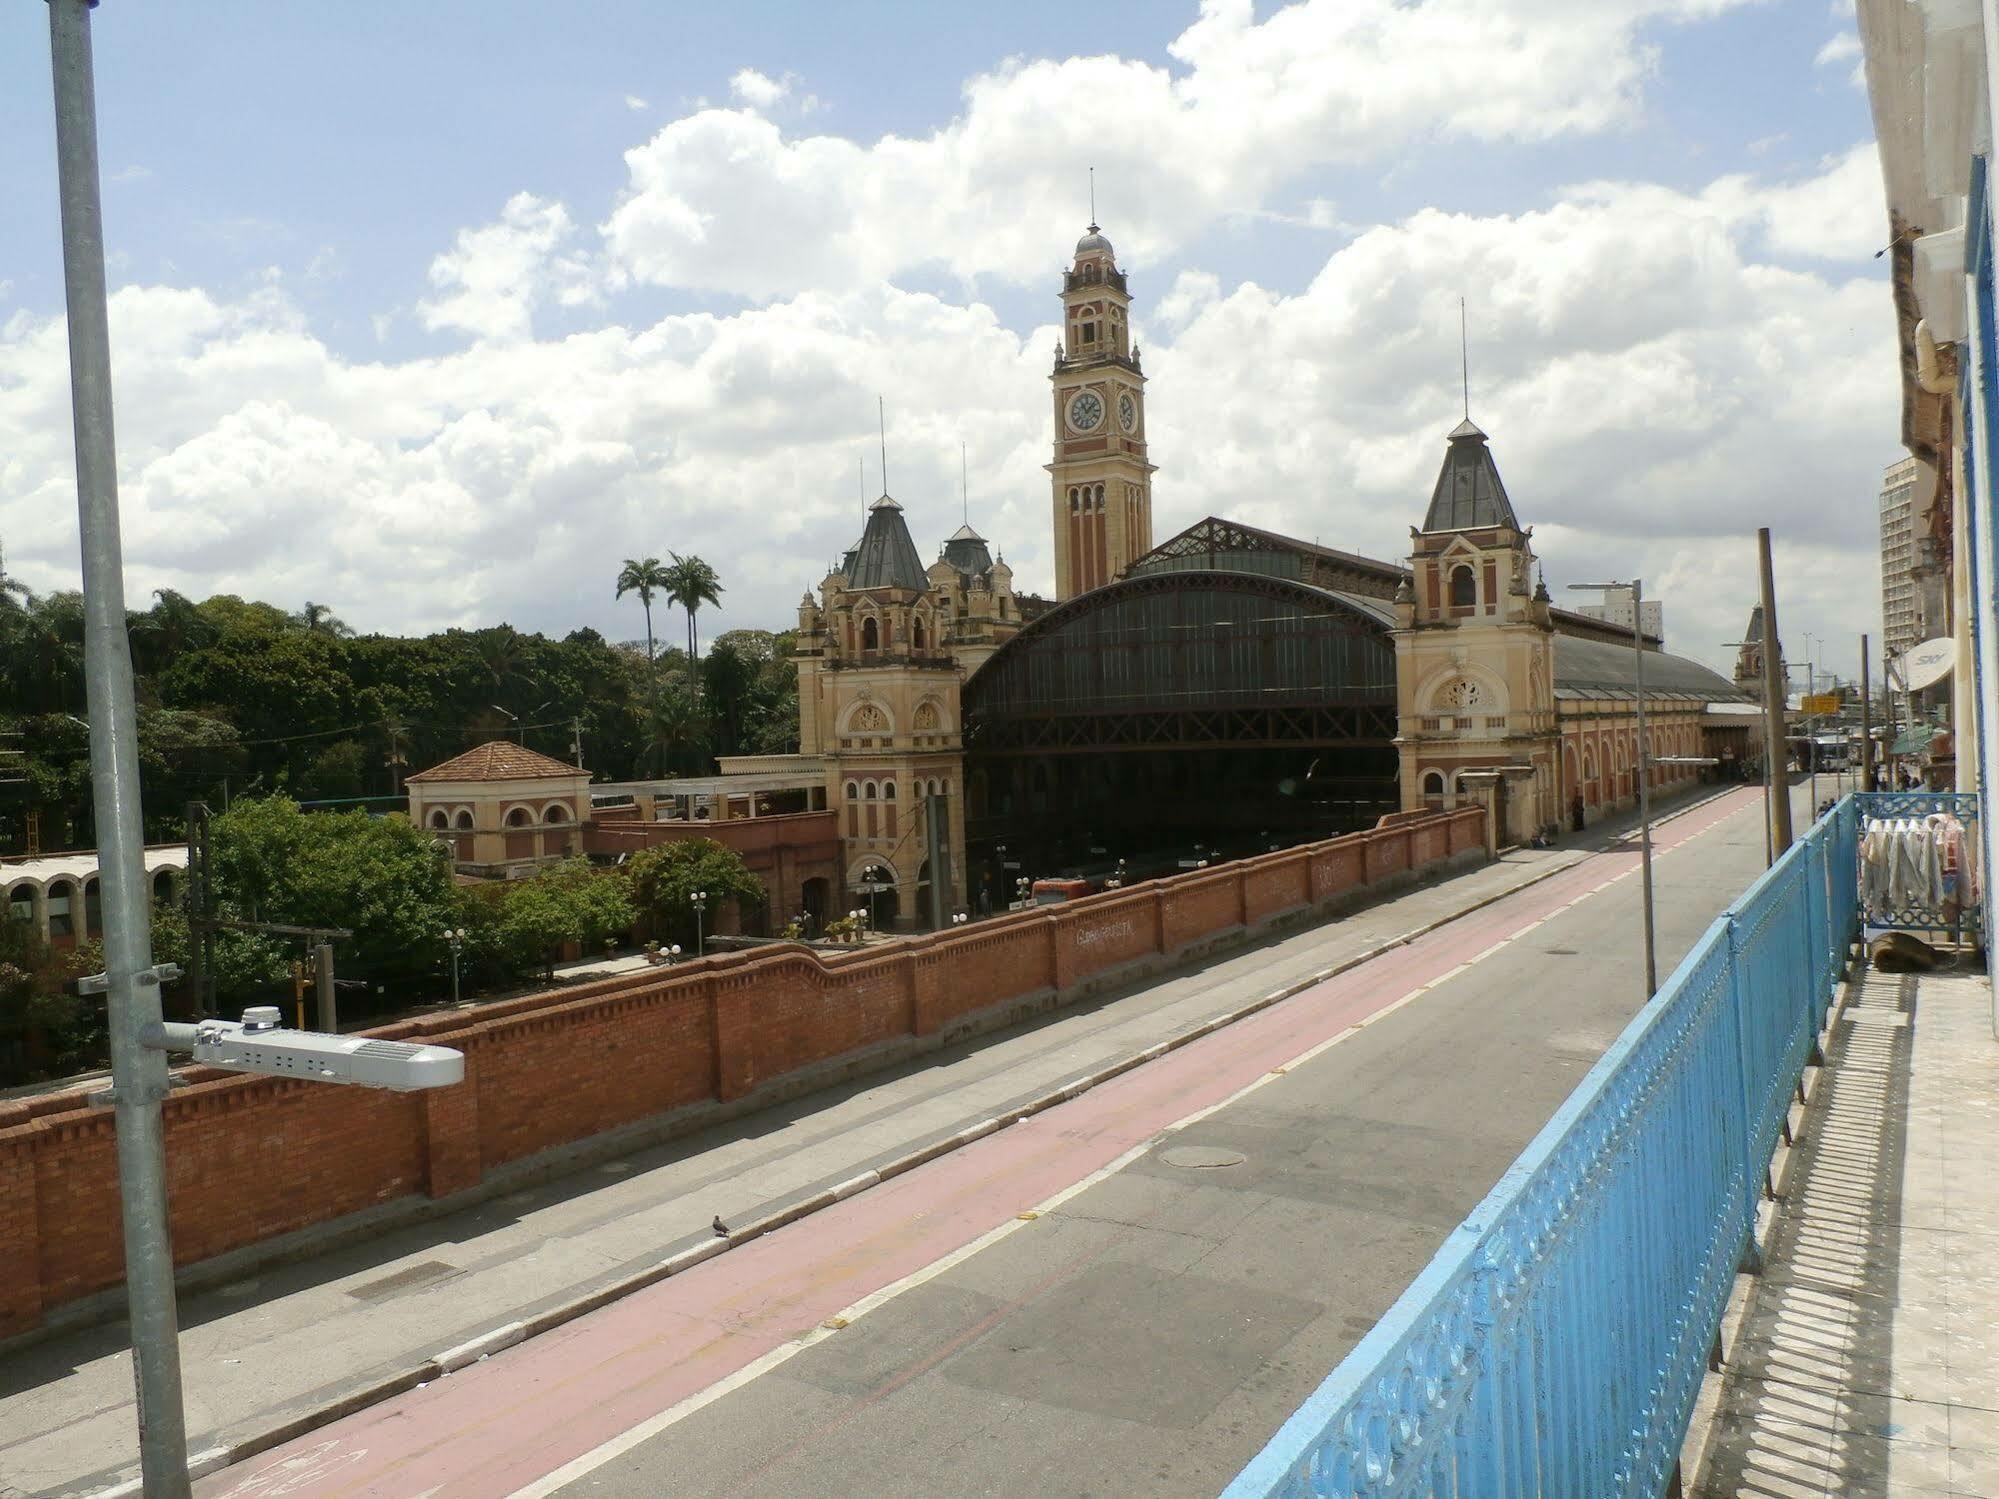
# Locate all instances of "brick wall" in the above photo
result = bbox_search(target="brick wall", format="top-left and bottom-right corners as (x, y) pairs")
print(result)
(0, 806), (1483, 1337)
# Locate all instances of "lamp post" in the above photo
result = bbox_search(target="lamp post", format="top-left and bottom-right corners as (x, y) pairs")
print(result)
(444, 927), (468, 1006)
(1572, 580), (1656, 1000)
(690, 889), (707, 958)
(1802, 632), (1821, 811)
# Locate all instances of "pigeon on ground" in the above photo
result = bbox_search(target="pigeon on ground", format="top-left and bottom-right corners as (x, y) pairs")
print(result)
(712, 1215), (729, 1237)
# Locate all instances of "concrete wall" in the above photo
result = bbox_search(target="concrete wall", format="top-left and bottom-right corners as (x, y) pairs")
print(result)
(0, 806), (1484, 1339)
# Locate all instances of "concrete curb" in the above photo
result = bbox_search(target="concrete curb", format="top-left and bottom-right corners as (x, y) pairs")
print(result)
(133, 797), (1743, 1495)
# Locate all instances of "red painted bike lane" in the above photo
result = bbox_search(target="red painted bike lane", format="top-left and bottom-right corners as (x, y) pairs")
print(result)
(196, 789), (1757, 1499)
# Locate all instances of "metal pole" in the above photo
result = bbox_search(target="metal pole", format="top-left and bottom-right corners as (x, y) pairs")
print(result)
(1757, 528), (1794, 858)
(1631, 580), (1657, 999)
(925, 792), (948, 931)
(314, 941), (337, 1033)
(46, 4), (191, 1492)
(1805, 650), (1818, 813)
(1860, 635), (1874, 791)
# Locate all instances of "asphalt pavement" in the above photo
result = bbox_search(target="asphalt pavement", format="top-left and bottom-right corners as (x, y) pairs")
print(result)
(162, 781), (1797, 1499)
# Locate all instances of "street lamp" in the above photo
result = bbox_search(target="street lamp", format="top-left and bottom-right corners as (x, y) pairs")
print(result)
(1572, 579), (1657, 1000)
(690, 889), (708, 957)
(443, 927), (468, 1006)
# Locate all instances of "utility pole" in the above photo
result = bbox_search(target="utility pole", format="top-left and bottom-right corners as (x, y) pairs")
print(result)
(1757, 528), (1794, 859)
(1860, 635), (1874, 792)
(46, 3), (191, 1491)
(315, 941), (337, 1032)
(570, 717), (585, 770)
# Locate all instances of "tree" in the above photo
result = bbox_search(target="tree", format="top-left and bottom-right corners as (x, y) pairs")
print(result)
(0, 541), (31, 615)
(615, 557), (671, 666)
(295, 601), (355, 638)
(483, 859), (635, 981)
(206, 796), (462, 1001)
(641, 673), (705, 776)
(626, 838), (763, 950)
(663, 553), (724, 680)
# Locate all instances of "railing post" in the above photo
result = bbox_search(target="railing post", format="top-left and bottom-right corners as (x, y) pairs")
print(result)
(1721, 910), (1764, 1274)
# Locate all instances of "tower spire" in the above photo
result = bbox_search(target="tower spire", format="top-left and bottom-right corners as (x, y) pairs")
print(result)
(1088, 165), (1096, 229)
(878, 395), (889, 497)
(961, 440), (969, 525)
(1459, 295), (1470, 421)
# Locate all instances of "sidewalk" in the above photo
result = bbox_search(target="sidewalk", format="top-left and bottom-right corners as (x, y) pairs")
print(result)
(1689, 964), (1999, 1497)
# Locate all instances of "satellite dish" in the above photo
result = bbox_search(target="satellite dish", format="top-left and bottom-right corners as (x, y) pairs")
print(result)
(1901, 636), (1956, 691)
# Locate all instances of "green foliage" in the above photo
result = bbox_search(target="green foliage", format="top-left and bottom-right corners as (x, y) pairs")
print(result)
(206, 796), (461, 993)
(615, 557), (672, 664)
(626, 838), (763, 949)
(663, 553), (724, 667)
(0, 916), (105, 1084)
(482, 859), (635, 980)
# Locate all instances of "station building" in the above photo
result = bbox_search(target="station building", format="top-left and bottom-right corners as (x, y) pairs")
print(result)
(732, 220), (1751, 925)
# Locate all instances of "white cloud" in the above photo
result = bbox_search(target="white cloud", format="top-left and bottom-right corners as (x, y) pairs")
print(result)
(625, 94), (649, 112)
(1814, 31), (1861, 67)
(1705, 142), (1884, 261)
(418, 193), (601, 343)
(603, 0), (1758, 300)
(728, 68), (789, 109)
(0, 148), (1894, 679)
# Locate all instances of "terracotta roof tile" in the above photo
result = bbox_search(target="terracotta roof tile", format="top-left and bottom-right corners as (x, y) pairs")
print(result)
(406, 741), (585, 784)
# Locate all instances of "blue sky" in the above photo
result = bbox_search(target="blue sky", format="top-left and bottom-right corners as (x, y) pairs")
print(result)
(1, 1), (1892, 672)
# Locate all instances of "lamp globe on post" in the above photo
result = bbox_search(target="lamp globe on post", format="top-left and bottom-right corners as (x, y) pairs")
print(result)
(443, 927), (468, 1006)
(690, 889), (708, 958)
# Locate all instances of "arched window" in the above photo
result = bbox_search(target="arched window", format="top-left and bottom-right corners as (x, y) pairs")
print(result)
(543, 803), (567, 824)
(862, 781), (878, 800)
(429, 808), (450, 829)
(46, 880), (74, 939)
(912, 617), (926, 651)
(1421, 770), (1446, 808)
(505, 806), (533, 828)
(861, 616), (880, 652)
(7, 883), (32, 926)
(152, 869), (175, 906)
(883, 781), (896, 801)
(1450, 565), (1476, 609)
(455, 808), (474, 829)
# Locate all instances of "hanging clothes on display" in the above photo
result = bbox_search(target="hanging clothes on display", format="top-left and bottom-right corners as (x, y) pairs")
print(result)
(1858, 811), (1980, 930)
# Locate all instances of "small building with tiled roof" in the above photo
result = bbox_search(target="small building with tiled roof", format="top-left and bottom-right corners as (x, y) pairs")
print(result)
(405, 740), (591, 876)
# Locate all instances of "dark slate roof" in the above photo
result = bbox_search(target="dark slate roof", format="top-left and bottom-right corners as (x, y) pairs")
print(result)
(847, 495), (930, 592)
(1423, 420), (1520, 533)
(941, 523), (994, 577)
(1554, 636), (1750, 702)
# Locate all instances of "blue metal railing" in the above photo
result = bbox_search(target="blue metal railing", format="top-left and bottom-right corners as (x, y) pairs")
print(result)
(1225, 797), (1865, 1499)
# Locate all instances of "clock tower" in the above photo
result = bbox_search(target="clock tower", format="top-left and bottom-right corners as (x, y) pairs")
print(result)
(1048, 222), (1155, 600)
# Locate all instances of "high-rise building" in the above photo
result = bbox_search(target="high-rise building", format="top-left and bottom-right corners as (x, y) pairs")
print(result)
(1879, 455), (1922, 658)
(1047, 222), (1154, 599)
(1572, 589), (1664, 644)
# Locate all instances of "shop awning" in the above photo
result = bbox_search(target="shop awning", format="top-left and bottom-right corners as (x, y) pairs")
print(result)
(1891, 727), (1942, 755)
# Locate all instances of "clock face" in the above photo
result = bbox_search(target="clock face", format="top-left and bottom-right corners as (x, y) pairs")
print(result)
(1067, 390), (1103, 432)
(1118, 392), (1137, 432)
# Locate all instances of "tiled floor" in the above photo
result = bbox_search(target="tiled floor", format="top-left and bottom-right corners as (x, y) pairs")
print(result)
(1694, 966), (1999, 1497)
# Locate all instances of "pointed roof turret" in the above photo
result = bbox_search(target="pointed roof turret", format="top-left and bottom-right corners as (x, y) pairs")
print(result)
(846, 493), (929, 591)
(1422, 419), (1519, 533)
(940, 522), (994, 577)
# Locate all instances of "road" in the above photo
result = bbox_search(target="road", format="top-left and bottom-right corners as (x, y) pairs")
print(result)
(186, 784), (1793, 1499)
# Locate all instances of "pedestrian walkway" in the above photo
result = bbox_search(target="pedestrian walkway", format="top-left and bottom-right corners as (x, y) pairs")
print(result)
(1689, 965), (1999, 1497)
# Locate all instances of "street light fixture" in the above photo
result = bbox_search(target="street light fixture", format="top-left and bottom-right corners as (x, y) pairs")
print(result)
(1571, 579), (1657, 1000)
(443, 927), (468, 1006)
(690, 889), (708, 957)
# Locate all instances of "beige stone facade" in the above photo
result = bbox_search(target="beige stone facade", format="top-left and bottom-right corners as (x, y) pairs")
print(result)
(405, 741), (591, 875)
(1048, 224), (1154, 599)
(1393, 421), (1561, 844)
(791, 496), (1030, 925)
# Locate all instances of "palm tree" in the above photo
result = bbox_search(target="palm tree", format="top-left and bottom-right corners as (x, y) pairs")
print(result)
(295, 601), (353, 637)
(0, 543), (31, 615)
(663, 553), (724, 685)
(615, 557), (671, 665)
(641, 673), (706, 776)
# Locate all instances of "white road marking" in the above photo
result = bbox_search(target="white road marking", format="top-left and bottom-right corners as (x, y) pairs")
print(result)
(501, 792), (1755, 1498)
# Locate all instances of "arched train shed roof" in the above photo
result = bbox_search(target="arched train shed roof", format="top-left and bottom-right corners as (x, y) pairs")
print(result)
(962, 570), (1397, 754)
